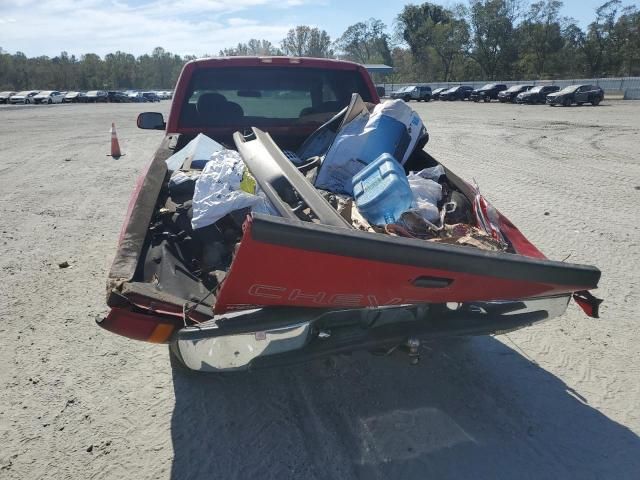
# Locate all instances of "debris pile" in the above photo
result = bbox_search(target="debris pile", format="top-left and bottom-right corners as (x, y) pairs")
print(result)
(157, 94), (508, 280)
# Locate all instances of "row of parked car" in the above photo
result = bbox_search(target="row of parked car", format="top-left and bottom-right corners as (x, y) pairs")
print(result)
(0, 89), (173, 105)
(388, 83), (605, 106)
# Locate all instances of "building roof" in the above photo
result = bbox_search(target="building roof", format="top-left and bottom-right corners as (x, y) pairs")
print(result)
(363, 64), (393, 74)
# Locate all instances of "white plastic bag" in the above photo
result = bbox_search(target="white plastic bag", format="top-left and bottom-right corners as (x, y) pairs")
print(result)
(165, 133), (224, 171)
(407, 174), (442, 223)
(191, 150), (273, 229)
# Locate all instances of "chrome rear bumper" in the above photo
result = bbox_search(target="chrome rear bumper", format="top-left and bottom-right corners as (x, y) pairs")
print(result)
(174, 321), (312, 372)
(171, 295), (571, 372)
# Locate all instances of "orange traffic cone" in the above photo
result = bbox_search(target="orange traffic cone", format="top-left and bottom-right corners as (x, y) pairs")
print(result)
(107, 122), (124, 158)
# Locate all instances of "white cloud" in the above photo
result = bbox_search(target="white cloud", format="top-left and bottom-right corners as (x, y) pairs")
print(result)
(0, 0), (302, 57)
(227, 17), (259, 26)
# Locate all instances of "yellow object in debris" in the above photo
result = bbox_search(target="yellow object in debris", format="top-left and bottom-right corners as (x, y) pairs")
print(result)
(240, 168), (257, 194)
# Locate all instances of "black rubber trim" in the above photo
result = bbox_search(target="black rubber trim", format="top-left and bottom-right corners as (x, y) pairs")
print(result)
(174, 300), (552, 343)
(248, 310), (548, 370)
(249, 214), (601, 289)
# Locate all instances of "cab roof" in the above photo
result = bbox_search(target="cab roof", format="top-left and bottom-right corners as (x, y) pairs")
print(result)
(187, 56), (366, 71)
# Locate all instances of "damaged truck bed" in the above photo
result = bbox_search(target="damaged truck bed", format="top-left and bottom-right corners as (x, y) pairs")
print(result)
(99, 56), (601, 372)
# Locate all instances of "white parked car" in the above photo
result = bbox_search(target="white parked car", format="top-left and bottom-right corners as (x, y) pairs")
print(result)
(9, 90), (40, 104)
(0, 91), (17, 104)
(33, 90), (65, 104)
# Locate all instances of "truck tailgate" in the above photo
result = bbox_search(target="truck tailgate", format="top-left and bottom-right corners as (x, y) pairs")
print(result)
(214, 214), (600, 314)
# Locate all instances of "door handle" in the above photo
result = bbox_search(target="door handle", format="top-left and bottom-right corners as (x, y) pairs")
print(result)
(412, 276), (453, 288)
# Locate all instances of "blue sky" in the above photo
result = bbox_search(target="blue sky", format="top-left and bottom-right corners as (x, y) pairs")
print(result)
(0, 0), (634, 58)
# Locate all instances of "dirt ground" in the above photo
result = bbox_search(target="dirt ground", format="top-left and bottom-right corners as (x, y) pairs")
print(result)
(1, 99), (639, 480)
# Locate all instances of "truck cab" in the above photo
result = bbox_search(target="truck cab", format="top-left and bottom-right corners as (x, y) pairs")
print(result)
(153, 57), (378, 147)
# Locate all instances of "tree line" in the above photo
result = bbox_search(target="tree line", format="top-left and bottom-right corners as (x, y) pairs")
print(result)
(0, 0), (638, 91)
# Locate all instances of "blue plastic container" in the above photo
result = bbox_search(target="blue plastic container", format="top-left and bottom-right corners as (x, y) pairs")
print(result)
(315, 112), (412, 195)
(351, 153), (413, 225)
(359, 114), (411, 165)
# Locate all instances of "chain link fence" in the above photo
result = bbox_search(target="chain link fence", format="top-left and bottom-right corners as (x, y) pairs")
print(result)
(378, 77), (640, 99)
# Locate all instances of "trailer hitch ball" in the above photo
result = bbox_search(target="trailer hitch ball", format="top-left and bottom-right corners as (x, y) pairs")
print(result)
(406, 338), (421, 365)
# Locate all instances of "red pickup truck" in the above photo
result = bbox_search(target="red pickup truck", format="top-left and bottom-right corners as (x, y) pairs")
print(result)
(99, 56), (601, 372)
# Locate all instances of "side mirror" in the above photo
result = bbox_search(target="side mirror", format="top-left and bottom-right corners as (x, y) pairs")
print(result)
(137, 112), (165, 130)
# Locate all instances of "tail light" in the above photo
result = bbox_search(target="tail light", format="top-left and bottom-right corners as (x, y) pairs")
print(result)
(97, 308), (177, 343)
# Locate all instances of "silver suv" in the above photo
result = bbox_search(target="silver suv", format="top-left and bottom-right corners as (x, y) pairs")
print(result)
(390, 85), (432, 102)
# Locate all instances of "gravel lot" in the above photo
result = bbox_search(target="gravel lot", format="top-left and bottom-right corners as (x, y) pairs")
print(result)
(1, 100), (639, 479)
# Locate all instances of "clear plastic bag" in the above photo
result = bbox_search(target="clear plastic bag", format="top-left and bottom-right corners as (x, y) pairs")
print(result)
(407, 173), (442, 223)
(411, 165), (445, 182)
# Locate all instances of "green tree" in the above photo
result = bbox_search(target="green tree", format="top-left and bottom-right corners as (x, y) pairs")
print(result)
(281, 26), (333, 57)
(79, 53), (104, 89)
(397, 3), (470, 81)
(467, 0), (520, 79)
(219, 43), (250, 56)
(104, 51), (136, 88)
(518, 0), (565, 77)
(617, 6), (640, 75)
(51, 52), (78, 89)
(247, 39), (281, 55)
(335, 18), (393, 65)
(582, 0), (622, 75)
(557, 21), (588, 76)
(219, 39), (281, 56)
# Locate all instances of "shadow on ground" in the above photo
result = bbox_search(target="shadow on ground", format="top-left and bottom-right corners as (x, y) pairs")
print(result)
(170, 336), (639, 480)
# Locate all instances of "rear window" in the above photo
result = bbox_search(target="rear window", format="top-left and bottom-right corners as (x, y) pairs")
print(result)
(179, 66), (373, 128)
